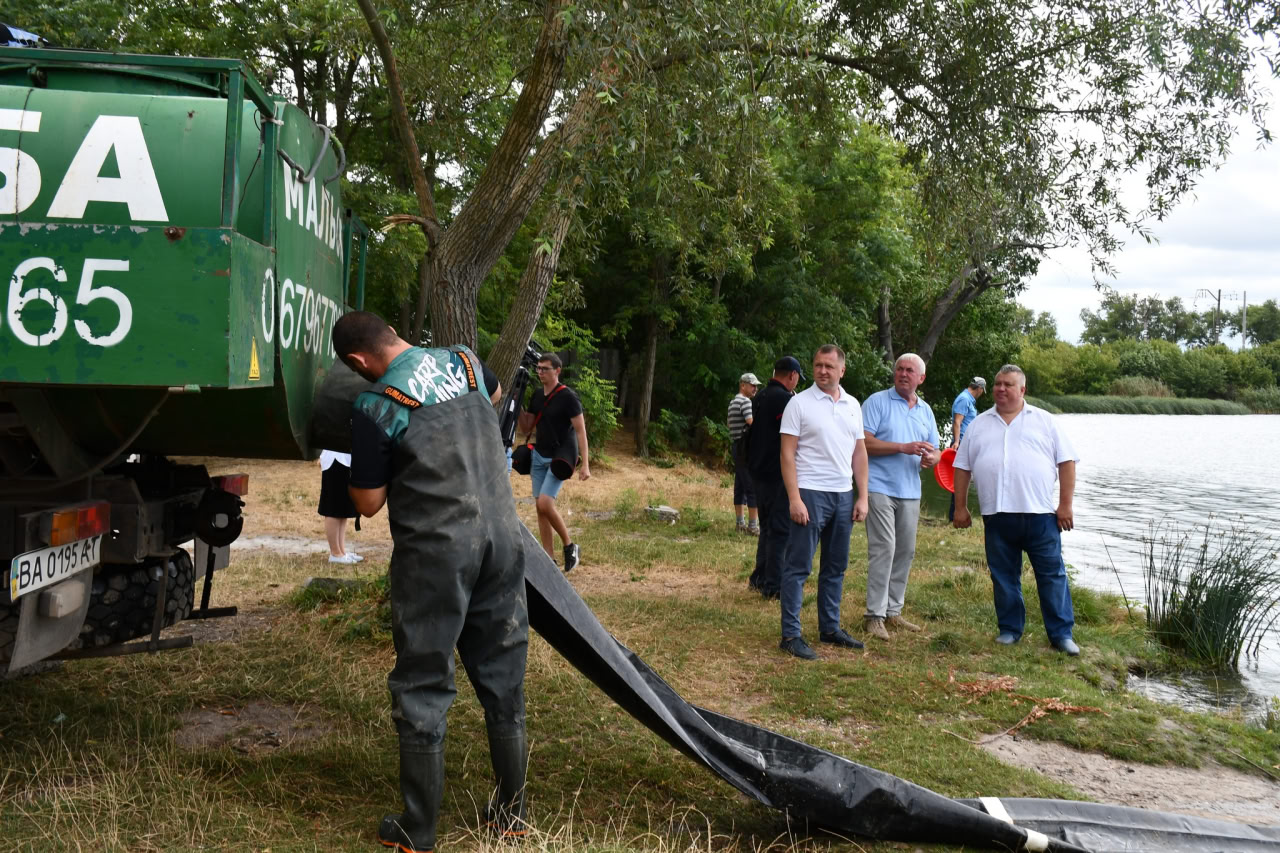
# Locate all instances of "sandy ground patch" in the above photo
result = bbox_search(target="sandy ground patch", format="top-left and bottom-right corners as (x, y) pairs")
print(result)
(174, 700), (333, 753)
(981, 735), (1280, 826)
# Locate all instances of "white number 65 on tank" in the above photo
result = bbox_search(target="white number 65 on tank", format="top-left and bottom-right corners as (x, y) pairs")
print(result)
(6, 256), (132, 347)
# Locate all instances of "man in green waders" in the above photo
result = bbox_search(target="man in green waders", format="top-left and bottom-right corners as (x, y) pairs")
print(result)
(333, 311), (529, 853)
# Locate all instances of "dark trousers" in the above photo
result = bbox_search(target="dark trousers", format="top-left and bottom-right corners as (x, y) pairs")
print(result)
(982, 512), (1075, 642)
(748, 477), (789, 596)
(731, 438), (756, 508)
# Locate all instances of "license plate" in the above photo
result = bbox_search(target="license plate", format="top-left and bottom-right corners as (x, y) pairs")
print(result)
(9, 535), (103, 601)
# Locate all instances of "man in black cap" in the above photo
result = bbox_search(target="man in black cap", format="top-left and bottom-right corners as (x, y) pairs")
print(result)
(745, 356), (806, 599)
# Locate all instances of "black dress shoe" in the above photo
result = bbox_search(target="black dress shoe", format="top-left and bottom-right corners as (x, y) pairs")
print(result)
(779, 636), (818, 660)
(819, 629), (865, 649)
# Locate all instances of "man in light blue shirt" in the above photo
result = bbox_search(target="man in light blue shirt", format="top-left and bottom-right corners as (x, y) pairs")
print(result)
(861, 353), (940, 641)
(947, 377), (985, 520)
(950, 377), (986, 448)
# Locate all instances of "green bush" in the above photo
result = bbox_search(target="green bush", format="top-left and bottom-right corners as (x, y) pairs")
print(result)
(647, 408), (691, 457)
(531, 313), (622, 448)
(1061, 344), (1120, 395)
(1019, 341), (1075, 395)
(1236, 385), (1280, 414)
(698, 416), (733, 468)
(1040, 395), (1250, 415)
(1114, 339), (1181, 380)
(1169, 347), (1229, 398)
(1108, 375), (1173, 397)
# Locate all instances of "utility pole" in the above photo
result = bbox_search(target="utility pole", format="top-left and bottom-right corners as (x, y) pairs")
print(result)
(1193, 289), (1245, 347)
(1195, 288), (1222, 344)
(1241, 290), (1248, 350)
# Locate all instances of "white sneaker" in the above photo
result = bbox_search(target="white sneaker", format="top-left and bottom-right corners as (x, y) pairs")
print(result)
(345, 552), (364, 562)
(328, 553), (358, 564)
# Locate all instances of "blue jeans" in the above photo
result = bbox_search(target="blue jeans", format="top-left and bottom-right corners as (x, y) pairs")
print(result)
(530, 449), (565, 500)
(780, 489), (853, 640)
(982, 513), (1075, 642)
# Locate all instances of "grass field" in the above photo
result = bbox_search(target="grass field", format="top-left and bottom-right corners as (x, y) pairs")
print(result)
(2, 437), (1278, 852)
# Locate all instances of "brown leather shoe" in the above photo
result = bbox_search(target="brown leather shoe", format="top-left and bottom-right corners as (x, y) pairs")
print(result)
(886, 614), (923, 632)
(863, 616), (890, 641)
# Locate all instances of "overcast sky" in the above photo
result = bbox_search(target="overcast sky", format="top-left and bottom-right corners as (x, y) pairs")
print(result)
(1018, 118), (1280, 348)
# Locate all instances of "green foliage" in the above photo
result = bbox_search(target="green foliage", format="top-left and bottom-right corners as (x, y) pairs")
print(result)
(1061, 344), (1120, 395)
(1236, 386), (1280, 414)
(1108, 376), (1173, 398)
(531, 313), (621, 448)
(646, 409), (691, 458)
(1040, 396), (1250, 415)
(1143, 523), (1280, 670)
(1081, 293), (1205, 346)
(1114, 339), (1183, 381)
(1229, 299), (1280, 346)
(698, 417), (732, 469)
(1022, 337), (1275, 404)
(612, 488), (640, 518)
(1169, 347), (1230, 398)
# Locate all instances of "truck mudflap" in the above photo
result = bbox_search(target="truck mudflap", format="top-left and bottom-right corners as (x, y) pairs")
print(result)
(519, 524), (1280, 853)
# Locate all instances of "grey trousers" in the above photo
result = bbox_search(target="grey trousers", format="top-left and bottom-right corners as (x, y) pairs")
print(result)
(865, 492), (921, 619)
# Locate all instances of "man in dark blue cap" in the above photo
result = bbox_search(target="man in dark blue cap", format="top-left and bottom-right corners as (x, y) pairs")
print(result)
(745, 356), (806, 599)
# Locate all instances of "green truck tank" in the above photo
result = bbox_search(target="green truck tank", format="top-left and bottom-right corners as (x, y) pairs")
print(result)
(0, 46), (368, 672)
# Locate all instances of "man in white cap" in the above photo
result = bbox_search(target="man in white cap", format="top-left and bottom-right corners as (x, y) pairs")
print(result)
(727, 372), (762, 534)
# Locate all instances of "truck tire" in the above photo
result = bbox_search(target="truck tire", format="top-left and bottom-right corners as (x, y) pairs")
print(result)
(0, 604), (18, 666)
(79, 551), (196, 649)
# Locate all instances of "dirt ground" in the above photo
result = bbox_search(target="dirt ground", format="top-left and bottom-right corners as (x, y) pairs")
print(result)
(981, 736), (1280, 826)
(179, 441), (1280, 828)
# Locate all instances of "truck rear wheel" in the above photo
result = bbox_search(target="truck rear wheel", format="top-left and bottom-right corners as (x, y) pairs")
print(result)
(79, 551), (196, 649)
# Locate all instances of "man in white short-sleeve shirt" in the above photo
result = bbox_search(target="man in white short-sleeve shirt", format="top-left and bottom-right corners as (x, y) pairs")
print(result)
(952, 364), (1082, 655)
(775, 344), (870, 660)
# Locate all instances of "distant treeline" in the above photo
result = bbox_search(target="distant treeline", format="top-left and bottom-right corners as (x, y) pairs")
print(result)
(1038, 396), (1253, 415)
(1019, 338), (1280, 414)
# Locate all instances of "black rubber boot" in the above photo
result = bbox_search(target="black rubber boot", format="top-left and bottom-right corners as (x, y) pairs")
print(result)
(485, 726), (528, 839)
(379, 741), (444, 853)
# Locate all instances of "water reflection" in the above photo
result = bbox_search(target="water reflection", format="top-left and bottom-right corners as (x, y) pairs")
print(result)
(1063, 414), (1279, 720)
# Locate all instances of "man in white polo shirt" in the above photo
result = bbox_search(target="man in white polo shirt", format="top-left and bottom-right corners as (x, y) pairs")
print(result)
(952, 364), (1081, 656)
(776, 344), (870, 660)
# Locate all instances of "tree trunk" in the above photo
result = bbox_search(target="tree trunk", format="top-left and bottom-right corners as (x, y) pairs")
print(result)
(398, 298), (411, 340)
(877, 284), (895, 362)
(410, 257), (432, 345)
(489, 196), (577, 398)
(635, 314), (659, 457)
(917, 263), (996, 362)
(634, 253), (668, 457)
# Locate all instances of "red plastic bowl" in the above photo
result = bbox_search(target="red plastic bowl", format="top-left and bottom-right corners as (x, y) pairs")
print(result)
(933, 448), (957, 493)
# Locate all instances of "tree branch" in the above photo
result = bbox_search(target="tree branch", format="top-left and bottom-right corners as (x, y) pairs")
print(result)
(354, 0), (442, 247)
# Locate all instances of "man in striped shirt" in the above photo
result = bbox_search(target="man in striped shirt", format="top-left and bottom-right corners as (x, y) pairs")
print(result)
(727, 372), (762, 533)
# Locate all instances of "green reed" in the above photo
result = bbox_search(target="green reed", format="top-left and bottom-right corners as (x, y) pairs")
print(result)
(1042, 396), (1251, 415)
(1143, 522), (1280, 670)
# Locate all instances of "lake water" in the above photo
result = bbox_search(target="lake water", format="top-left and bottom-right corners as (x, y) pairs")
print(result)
(1064, 413), (1280, 718)
(924, 413), (1280, 719)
